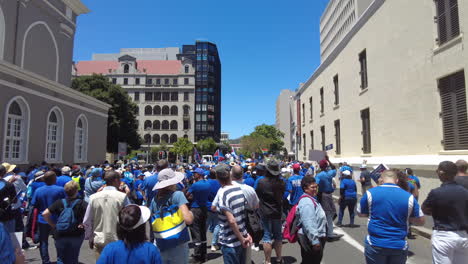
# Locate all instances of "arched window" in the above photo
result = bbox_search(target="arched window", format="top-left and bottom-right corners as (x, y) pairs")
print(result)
(45, 107), (64, 162)
(3, 97), (30, 162)
(153, 120), (160, 130)
(124, 64), (130, 73)
(154, 105), (161, 115)
(183, 135), (188, 139)
(185, 65), (189, 73)
(161, 120), (169, 130)
(170, 134), (178, 143)
(161, 134), (169, 144)
(144, 120), (152, 130)
(170, 120), (178, 130)
(170, 106), (178, 115)
(162, 106), (169, 115)
(74, 115), (88, 162)
(153, 134), (160, 144)
(144, 134), (151, 144)
(144, 106), (152, 115)
(183, 105), (190, 115)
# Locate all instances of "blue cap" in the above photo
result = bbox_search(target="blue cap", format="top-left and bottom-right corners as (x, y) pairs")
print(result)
(194, 168), (204, 175)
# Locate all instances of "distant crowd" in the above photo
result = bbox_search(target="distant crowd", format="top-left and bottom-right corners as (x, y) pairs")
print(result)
(0, 156), (467, 264)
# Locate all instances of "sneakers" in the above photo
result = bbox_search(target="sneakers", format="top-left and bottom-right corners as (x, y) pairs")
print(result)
(210, 245), (218, 252)
(251, 244), (260, 251)
(336, 222), (343, 227)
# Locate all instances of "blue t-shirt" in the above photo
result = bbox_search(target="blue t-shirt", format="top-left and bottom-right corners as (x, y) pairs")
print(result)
(0, 223), (15, 264)
(135, 179), (144, 199)
(56, 175), (72, 187)
(316, 171), (334, 193)
(328, 169), (337, 178)
(340, 178), (357, 199)
(207, 179), (221, 207)
(357, 183), (423, 250)
(188, 180), (211, 208)
(142, 173), (158, 203)
(31, 185), (66, 223)
(244, 177), (255, 187)
(286, 174), (304, 205)
(97, 240), (162, 264)
(30, 181), (46, 198)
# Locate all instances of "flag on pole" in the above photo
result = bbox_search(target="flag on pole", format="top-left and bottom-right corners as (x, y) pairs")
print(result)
(261, 148), (269, 155)
(213, 149), (221, 160)
(231, 146), (238, 160)
(194, 148), (201, 162)
(370, 164), (388, 184)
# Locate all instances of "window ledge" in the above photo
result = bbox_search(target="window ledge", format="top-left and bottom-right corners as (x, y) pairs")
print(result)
(439, 150), (468, 155)
(45, 160), (63, 164)
(359, 88), (369, 96)
(333, 104), (340, 110)
(433, 35), (463, 55)
(360, 154), (372, 157)
(74, 160), (88, 164)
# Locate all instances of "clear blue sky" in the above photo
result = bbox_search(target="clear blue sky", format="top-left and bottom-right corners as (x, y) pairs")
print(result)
(73, 0), (329, 139)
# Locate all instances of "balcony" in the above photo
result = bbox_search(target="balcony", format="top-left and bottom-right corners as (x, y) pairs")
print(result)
(183, 114), (190, 120)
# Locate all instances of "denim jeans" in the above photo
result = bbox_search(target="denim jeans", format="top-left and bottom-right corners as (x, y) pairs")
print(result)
(337, 198), (357, 225)
(261, 218), (282, 244)
(207, 211), (218, 233)
(221, 245), (246, 264)
(212, 224), (221, 246)
(55, 235), (84, 264)
(160, 242), (189, 264)
(365, 243), (408, 264)
(39, 223), (52, 264)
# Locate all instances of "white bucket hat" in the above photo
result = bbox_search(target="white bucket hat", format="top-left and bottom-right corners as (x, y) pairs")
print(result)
(153, 168), (184, 190)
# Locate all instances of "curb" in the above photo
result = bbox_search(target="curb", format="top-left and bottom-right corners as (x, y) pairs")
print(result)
(332, 195), (432, 239)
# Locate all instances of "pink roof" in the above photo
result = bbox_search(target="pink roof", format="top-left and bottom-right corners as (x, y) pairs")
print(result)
(75, 60), (182, 75)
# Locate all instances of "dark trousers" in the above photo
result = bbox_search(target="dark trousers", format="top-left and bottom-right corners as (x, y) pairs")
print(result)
(190, 207), (207, 260)
(39, 223), (52, 264)
(337, 198), (357, 225)
(55, 235), (84, 264)
(298, 234), (326, 264)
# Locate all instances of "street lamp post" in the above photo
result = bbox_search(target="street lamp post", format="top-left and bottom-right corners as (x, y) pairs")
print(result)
(145, 127), (151, 164)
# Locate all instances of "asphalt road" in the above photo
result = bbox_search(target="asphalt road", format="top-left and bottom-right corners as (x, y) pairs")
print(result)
(25, 202), (433, 264)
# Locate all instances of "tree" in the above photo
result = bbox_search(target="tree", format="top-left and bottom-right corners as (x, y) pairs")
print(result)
(72, 74), (141, 153)
(197, 137), (217, 155)
(171, 138), (194, 161)
(240, 134), (273, 156)
(250, 124), (285, 154)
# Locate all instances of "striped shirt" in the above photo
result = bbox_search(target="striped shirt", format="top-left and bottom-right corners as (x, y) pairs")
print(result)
(217, 185), (248, 248)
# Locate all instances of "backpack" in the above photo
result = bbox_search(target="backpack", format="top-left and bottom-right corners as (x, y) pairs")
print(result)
(151, 194), (190, 251)
(283, 195), (317, 243)
(56, 199), (81, 234)
(245, 208), (264, 244)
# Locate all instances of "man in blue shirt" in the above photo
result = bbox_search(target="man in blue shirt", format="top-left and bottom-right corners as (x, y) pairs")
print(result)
(316, 160), (342, 240)
(358, 170), (425, 264)
(187, 168), (211, 263)
(31, 171), (66, 264)
(55, 166), (72, 187)
(286, 164), (304, 205)
(337, 170), (357, 227)
(142, 160), (168, 203)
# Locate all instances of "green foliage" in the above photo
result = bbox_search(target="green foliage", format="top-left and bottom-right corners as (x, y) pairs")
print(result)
(197, 137), (218, 155)
(71, 74), (141, 153)
(240, 134), (273, 155)
(250, 124), (285, 154)
(171, 138), (194, 157)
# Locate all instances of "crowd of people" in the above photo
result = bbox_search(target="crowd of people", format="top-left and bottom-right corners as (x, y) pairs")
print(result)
(0, 155), (467, 264)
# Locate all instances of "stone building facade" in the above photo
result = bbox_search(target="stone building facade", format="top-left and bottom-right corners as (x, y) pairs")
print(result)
(0, 0), (110, 166)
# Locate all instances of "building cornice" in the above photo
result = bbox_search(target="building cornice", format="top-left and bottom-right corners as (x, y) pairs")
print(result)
(0, 60), (110, 112)
(61, 0), (90, 15)
(298, 0), (385, 96)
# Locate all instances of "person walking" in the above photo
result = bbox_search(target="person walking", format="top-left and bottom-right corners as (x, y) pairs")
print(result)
(359, 165), (372, 194)
(256, 160), (285, 264)
(214, 164), (252, 264)
(207, 169), (221, 251)
(30, 171), (66, 264)
(286, 163), (304, 207)
(84, 168), (104, 203)
(42, 181), (87, 264)
(296, 176), (327, 264)
(97, 205), (162, 264)
(336, 170), (358, 227)
(56, 166), (72, 187)
(455, 159), (468, 189)
(84, 170), (130, 259)
(150, 168), (193, 264)
(316, 160), (342, 241)
(187, 168), (211, 263)
(422, 161), (468, 264)
(357, 170), (425, 264)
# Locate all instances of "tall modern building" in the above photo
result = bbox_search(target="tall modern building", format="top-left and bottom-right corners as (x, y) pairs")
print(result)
(0, 0), (110, 166)
(177, 41), (222, 142)
(275, 89), (296, 156)
(295, 0), (467, 200)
